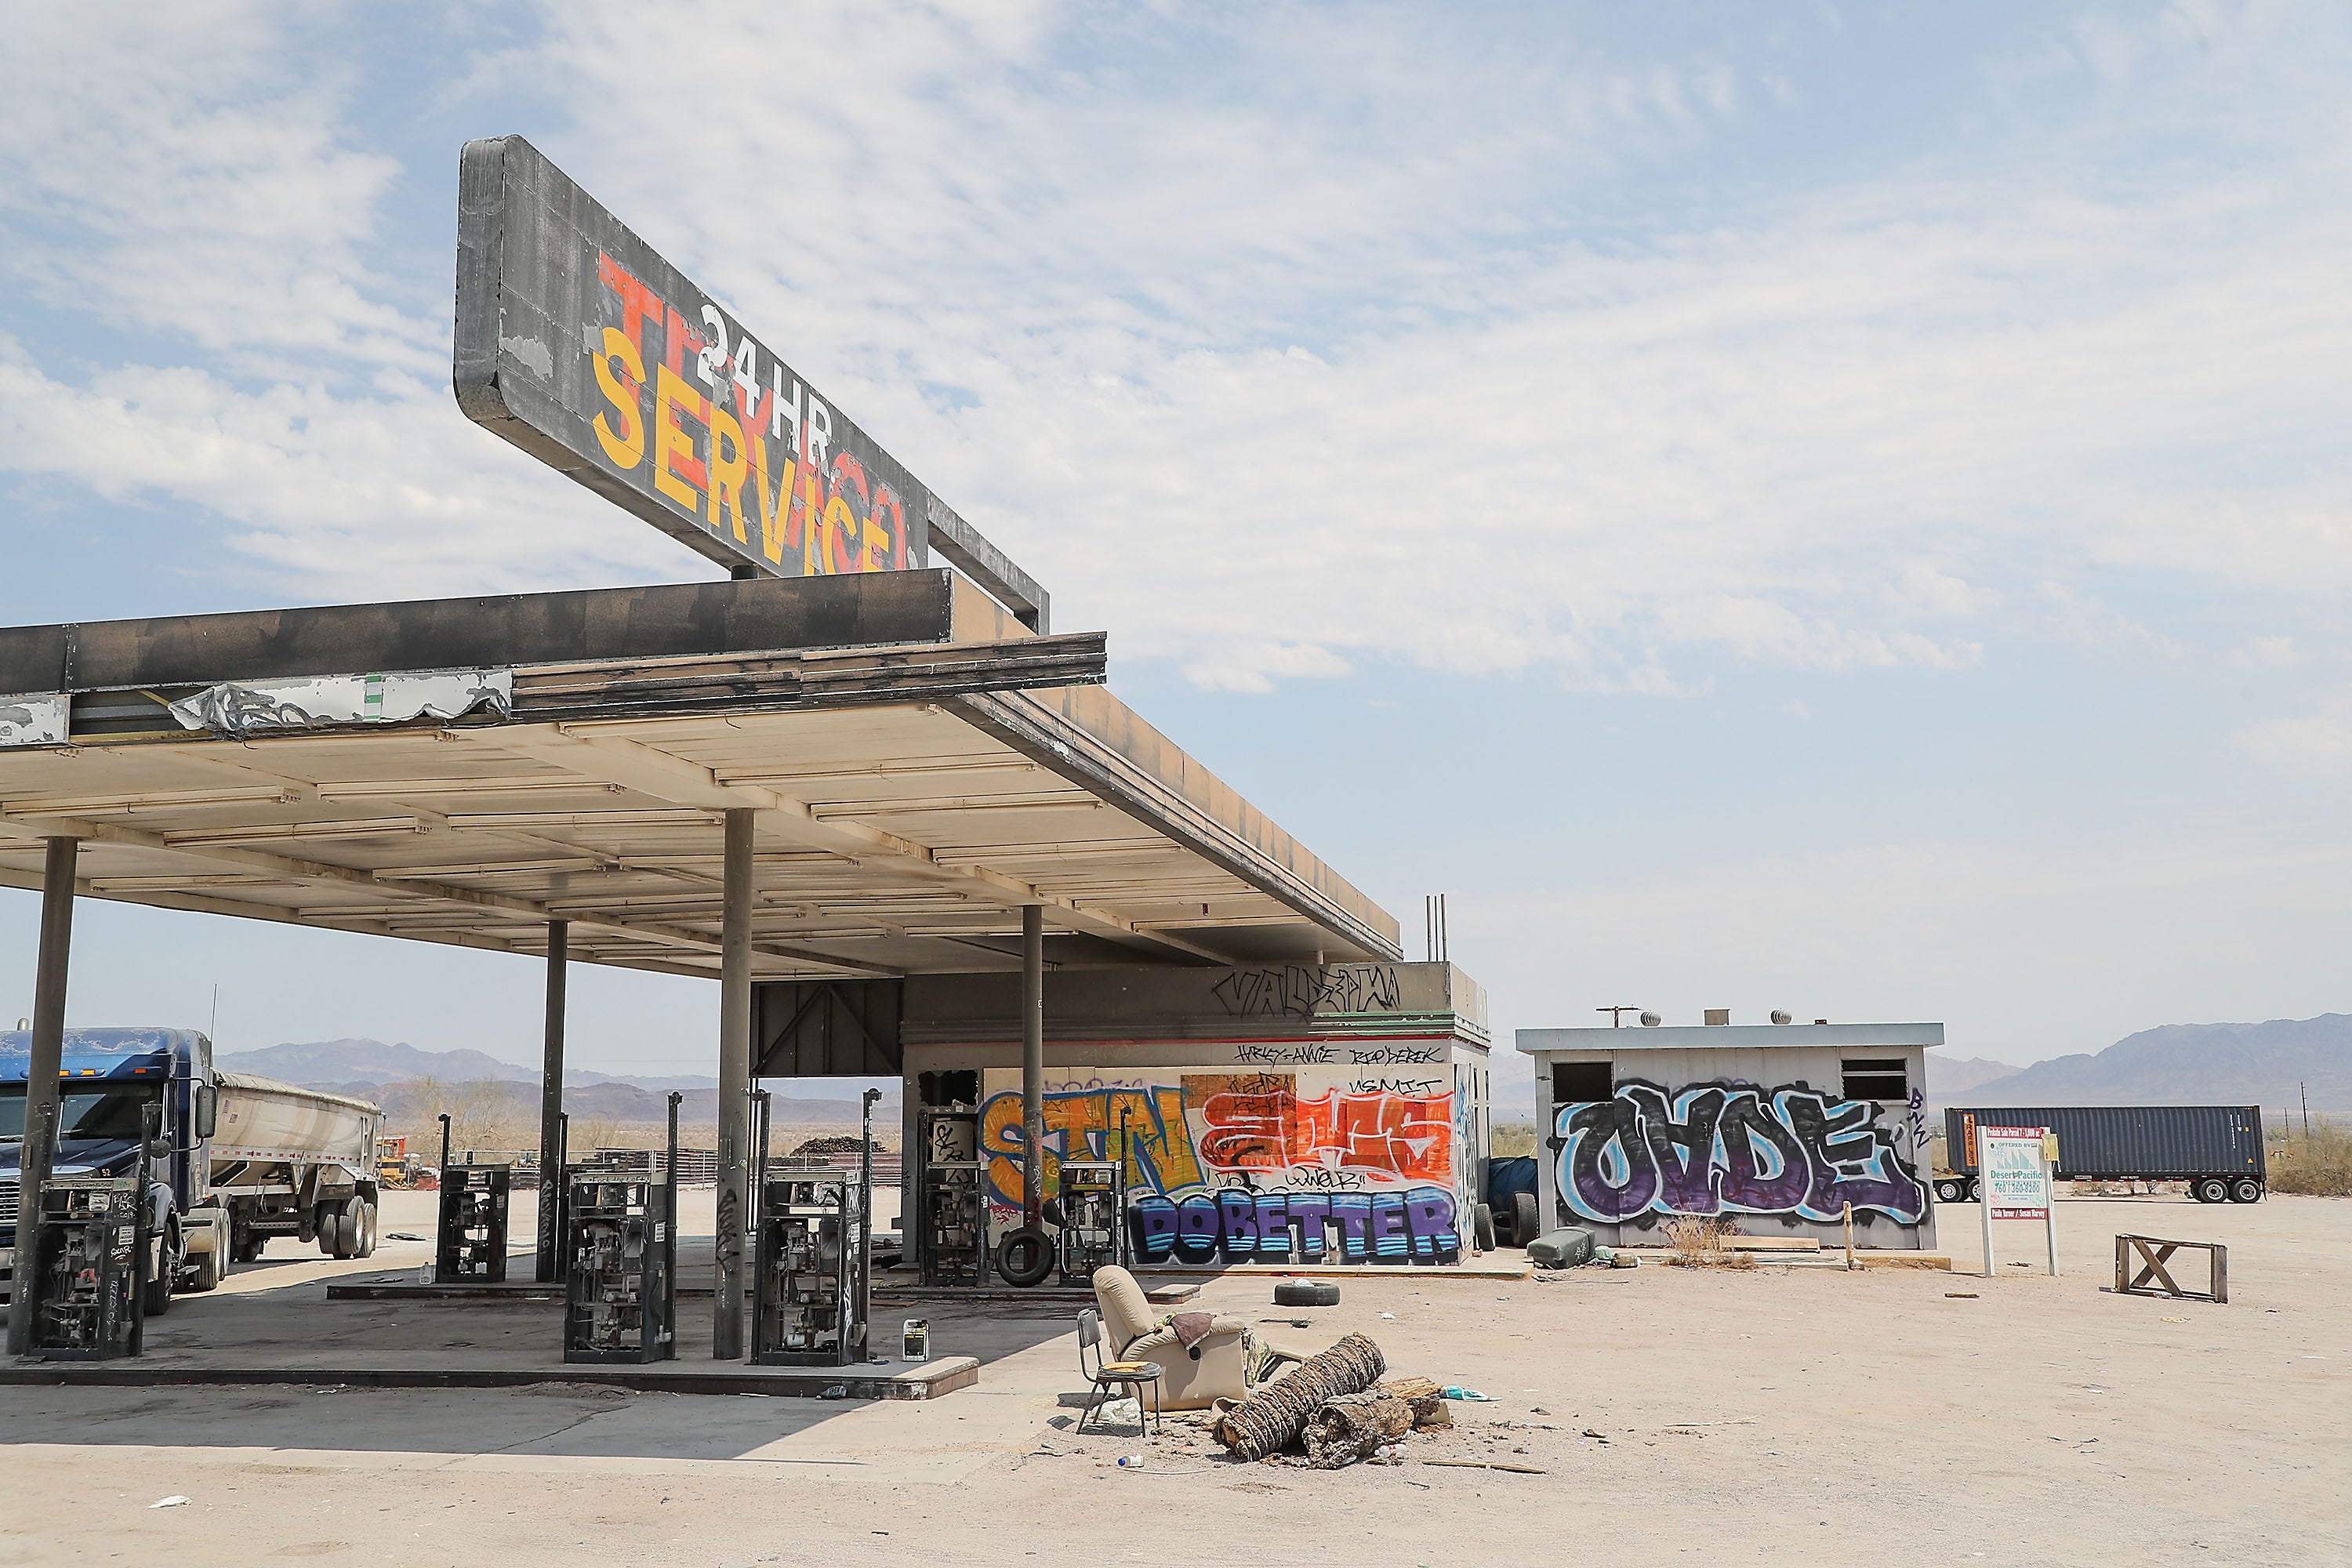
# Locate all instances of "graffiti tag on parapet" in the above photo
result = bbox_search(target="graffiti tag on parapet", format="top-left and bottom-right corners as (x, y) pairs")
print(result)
(1232, 1042), (1337, 1066)
(1555, 1080), (1928, 1226)
(1213, 964), (1401, 1019)
(1347, 1045), (1443, 1065)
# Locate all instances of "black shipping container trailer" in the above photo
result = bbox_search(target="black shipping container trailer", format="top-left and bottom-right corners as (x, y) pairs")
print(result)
(1939, 1105), (2265, 1206)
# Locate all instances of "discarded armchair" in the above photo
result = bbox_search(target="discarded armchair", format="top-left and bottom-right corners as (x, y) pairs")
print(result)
(1090, 1265), (1251, 1410)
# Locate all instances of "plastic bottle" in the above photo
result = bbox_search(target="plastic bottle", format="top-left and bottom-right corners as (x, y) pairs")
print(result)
(1116, 1454), (1147, 1469)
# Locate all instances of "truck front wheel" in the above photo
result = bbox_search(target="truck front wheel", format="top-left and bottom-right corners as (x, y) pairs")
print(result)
(143, 1225), (180, 1317)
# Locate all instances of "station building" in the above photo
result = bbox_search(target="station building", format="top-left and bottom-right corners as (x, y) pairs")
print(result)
(1516, 1017), (1940, 1250)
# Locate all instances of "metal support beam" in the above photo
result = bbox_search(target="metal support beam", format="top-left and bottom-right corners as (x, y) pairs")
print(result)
(0, 810), (888, 978)
(5, 837), (80, 1356)
(1022, 903), (1044, 1228)
(713, 808), (754, 1359)
(535, 920), (568, 1283)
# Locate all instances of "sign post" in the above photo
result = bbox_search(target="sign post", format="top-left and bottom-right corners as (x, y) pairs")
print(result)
(1978, 1124), (2057, 1278)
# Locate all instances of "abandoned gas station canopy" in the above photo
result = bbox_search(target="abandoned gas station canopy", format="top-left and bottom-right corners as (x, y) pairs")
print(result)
(0, 571), (1397, 985)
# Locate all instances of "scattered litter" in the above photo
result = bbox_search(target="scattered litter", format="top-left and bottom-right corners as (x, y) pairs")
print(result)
(1379, 1312), (1397, 1320)
(1530, 1406), (1551, 1415)
(387, 1232), (426, 1242)
(1945, 1292), (1979, 1299)
(2161, 1316), (2188, 1324)
(150, 1497), (191, 1509)
(1439, 1386), (1493, 1401)
(1116, 1455), (1148, 1469)
(819, 1384), (849, 1399)
(1421, 1458), (1548, 1475)
(1581, 1428), (1611, 1443)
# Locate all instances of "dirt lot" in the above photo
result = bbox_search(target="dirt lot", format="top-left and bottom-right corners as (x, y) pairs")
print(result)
(2, 1192), (2343, 1567)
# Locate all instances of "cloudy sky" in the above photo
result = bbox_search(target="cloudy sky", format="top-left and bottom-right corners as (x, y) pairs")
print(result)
(2, 1), (2346, 1091)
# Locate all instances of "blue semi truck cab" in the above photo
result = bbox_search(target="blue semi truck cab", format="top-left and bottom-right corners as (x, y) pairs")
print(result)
(2, 1028), (384, 1316)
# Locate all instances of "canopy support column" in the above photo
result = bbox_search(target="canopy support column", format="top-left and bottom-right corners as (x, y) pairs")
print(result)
(714, 808), (754, 1359)
(534, 919), (568, 1283)
(1022, 904), (1044, 1227)
(6, 836), (82, 1356)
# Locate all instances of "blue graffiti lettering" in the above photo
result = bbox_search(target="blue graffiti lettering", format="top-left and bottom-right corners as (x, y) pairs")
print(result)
(1127, 1185), (1459, 1265)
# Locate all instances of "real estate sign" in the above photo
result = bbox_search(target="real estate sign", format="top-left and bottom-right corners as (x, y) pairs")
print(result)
(1980, 1124), (2053, 1221)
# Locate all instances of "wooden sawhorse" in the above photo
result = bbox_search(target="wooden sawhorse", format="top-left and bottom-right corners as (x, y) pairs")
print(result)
(2114, 1234), (2227, 1304)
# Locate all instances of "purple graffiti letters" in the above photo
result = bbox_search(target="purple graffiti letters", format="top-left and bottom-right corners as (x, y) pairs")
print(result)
(1556, 1080), (1926, 1225)
(1127, 1185), (1459, 1265)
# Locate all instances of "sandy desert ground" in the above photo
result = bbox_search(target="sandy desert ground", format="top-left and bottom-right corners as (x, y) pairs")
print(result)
(2, 1189), (2343, 1568)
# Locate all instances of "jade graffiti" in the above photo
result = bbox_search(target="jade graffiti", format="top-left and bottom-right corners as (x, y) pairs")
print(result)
(1127, 1186), (1460, 1264)
(1555, 1080), (1928, 1225)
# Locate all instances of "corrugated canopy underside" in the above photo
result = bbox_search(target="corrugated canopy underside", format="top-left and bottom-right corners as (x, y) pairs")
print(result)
(0, 580), (1397, 979)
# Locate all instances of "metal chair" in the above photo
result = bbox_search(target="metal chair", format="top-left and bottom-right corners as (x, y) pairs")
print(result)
(1076, 1307), (1162, 1436)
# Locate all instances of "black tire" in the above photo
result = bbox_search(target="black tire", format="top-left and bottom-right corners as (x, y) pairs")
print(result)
(143, 1227), (179, 1317)
(1935, 1179), (1966, 1203)
(1273, 1279), (1340, 1307)
(1512, 1192), (1541, 1247)
(2230, 1178), (2263, 1205)
(994, 1225), (1054, 1288)
(332, 1197), (368, 1260)
(2193, 1178), (2229, 1205)
(354, 1200), (378, 1258)
(234, 1228), (265, 1264)
(189, 1240), (223, 1292)
(317, 1204), (344, 1258)
(1472, 1203), (1497, 1252)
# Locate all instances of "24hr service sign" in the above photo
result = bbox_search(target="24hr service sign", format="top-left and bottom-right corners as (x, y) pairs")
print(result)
(453, 135), (927, 580)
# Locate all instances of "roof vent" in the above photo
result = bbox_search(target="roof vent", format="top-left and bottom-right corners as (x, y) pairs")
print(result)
(1639, 1011), (1661, 1027)
(1770, 1010), (1792, 1025)
(1704, 1009), (1730, 1026)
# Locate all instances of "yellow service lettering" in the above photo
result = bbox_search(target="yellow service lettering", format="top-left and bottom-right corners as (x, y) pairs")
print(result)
(653, 364), (709, 513)
(707, 405), (751, 544)
(590, 326), (645, 470)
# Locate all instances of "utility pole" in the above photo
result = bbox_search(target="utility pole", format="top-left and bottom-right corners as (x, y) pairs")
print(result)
(2300, 1081), (2311, 1140)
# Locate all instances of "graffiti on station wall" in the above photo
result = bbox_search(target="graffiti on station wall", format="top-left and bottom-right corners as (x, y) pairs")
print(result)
(978, 1065), (1461, 1263)
(1211, 964), (1401, 1019)
(1128, 1186), (1459, 1264)
(1555, 1080), (1928, 1225)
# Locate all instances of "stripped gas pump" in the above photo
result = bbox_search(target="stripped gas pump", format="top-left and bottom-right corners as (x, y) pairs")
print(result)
(749, 1087), (875, 1366)
(561, 1092), (678, 1363)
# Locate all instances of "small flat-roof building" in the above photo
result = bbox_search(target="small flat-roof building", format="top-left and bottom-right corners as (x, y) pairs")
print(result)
(1515, 1019), (1940, 1250)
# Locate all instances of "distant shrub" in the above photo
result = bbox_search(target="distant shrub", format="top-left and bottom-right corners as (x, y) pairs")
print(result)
(1490, 1122), (1539, 1158)
(2272, 1119), (2352, 1197)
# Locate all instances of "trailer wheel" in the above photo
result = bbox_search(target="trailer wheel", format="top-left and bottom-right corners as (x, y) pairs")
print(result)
(1934, 1179), (1966, 1203)
(1472, 1203), (1497, 1252)
(355, 1200), (379, 1257)
(2229, 1178), (2263, 1205)
(1512, 1192), (1541, 1248)
(2191, 1178), (2228, 1204)
(330, 1197), (368, 1260)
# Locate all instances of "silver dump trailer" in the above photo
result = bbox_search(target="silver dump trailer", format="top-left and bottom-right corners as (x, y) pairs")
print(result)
(211, 1072), (387, 1262)
(3, 1030), (387, 1311)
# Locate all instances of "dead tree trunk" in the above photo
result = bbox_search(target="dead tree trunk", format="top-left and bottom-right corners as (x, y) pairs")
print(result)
(1305, 1390), (1413, 1468)
(1214, 1333), (1387, 1461)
